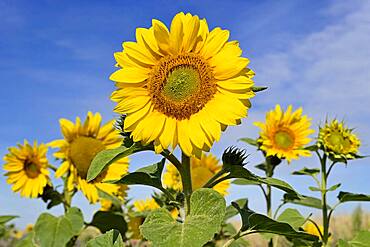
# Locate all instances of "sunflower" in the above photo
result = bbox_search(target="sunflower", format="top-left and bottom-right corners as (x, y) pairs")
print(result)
(49, 112), (129, 203)
(254, 105), (314, 162)
(110, 12), (255, 157)
(303, 221), (323, 240)
(318, 119), (360, 160)
(133, 198), (160, 212)
(163, 153), (230, 195)
(3, 140), (50, 198)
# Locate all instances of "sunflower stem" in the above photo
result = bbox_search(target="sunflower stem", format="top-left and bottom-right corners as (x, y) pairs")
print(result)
(320, 153), (330, 245)
(62, 173), (72, 212)
(180, 152), (192, 216)
(265, 158), (274, 247)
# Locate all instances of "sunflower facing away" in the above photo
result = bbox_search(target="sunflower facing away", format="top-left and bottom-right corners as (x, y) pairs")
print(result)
(254, 105), (314, 162)
(318, 119), (360, 160)
(50, 112), (129, 203)
(3, 140), (50, 198)
(303, 222), (324, 240)
(110, 12), (255, 157)
(163, 153), (230, 195)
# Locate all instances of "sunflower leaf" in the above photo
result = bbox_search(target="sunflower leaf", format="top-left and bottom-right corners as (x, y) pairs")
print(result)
(0, 215), (18, 225)
(110, 159), (165, 191)
(239, 137), (258, 147)
(89, 211), (127, 238)
(292, 167), (320, 176)
(140, 188), (226, 247)
(283, 193), (326, 209)
(337, 192), (370, 203)
(277, 208), (308, 230)
(87, 143), (152, 182)
(232, 200), (319, 243)
(87, 229), (124, 247)
(338, 231), (370, 247)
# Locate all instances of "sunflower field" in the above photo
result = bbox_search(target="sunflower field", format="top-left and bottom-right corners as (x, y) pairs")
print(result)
(1, 5), (370, 247)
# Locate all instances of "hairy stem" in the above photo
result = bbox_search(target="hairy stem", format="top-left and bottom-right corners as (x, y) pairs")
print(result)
(320, 153), (330, 245)
(62, 173), (72, 212)
(180, 152), (192, 216)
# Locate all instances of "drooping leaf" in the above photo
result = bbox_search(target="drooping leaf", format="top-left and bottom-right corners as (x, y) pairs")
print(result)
(40, 185), (64, 209)
(283, 193), (325, 209)
(338, 231), (370, 247)
(292, 167), (320, 176)
(225, 198), (248, 221)
(90, 211), (127, 237)
(239, 137), (259, 147)
(140, 188), (226, 247)
(87, 229), (124, 247)
(0, 215), (18, 224)
(277, 208), (308, 230)
(337, 192), (370, 203)
(222, 165), (299, 196)
(111, 159), (165, 191)
(87, 143), (152, 182)
(232, 200), (319, 243)
(34, 207), (84, 247)
(232, 179), (260, 186)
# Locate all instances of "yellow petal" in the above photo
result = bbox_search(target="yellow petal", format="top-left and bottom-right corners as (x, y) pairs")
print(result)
(110, 67), (149, 83)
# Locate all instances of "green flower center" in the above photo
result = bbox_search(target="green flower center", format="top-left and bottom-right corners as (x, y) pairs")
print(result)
(327, 132), (345, 149)
(24, 161), (40, 178)
(163, 67), (201, 102)
(69, 136), (106, 179)
(274, 130), (295, 149)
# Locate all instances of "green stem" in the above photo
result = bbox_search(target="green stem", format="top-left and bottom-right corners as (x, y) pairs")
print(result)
(203, 169), (226, 188)
(62, 174), (72, 212)
(320, 153), (329, 245)
(265, 159), (274, 247)
(180, 152), (192, 216)
(307, 219), (324, 241)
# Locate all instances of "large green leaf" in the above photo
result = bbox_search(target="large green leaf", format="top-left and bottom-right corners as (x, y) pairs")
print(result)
(87, 229), (124, 247)
(15, 231), (36, 247)
(232, 200), (319, 243)
(283, 193), (325, 209)
(277, 208), (308, 230)
(338, 192), (370, 203)
(140, 188), (226, 247)
(0, 215), (18, 224)
(225, 198), (247, 221)
(338, 231), (370, 247)
(87, 143), (152, 181)
(34, 207), (84, 247)
(112, 159), (165, 191)
(90, 211), (127, 237)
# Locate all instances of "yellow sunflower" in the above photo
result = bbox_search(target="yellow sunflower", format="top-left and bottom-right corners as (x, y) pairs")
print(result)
(254, 105), (314, 162)
(133, 198), (160, 212)
(3, 140), (50, 198)
(303, 221), (323, 240)
(318, 120), (360, 160)
(110, 12), (255, 157)
(163, 153), (230, 195)
(49, 112), (129, 203)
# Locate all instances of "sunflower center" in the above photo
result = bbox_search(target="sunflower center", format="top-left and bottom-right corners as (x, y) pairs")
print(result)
(327, 132), (345, 149)
(274, 130), (295, 149)
(148, 54), (217, 120)
(191, 166), (214, 190)
(69, 136), (106, 179)
(24, 161), (40, 178)
(163, 67), (200, 101)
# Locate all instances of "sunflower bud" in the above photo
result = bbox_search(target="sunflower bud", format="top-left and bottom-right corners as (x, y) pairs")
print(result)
(222, 146), (249, 167)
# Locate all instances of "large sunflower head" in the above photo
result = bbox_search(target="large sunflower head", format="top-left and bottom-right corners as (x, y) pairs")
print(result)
(49, 112), (129, 203)
(254, 105), (315, 162)
(3, 140), (50, 198)
(318, 119), (360, 160)
(163, 153), (230, 195)
(110, 12), (255, 157)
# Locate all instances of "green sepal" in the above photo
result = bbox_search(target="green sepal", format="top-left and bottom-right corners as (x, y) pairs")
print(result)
(251, 86), (268, 92)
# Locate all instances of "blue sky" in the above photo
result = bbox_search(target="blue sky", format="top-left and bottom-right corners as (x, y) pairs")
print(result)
(1, 0), (370, 228)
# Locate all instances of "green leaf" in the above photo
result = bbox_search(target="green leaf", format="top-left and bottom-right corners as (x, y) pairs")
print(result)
(90, 211), (127, 238)
(309, 186), (322, 192)
(87, 143), (152, 182)
(304, 145), (318, 151)
(338, 231), (370, 247)
(239, 137), (258, 147)
(111, 159), (165, 191)
(338, 192), (370, 203)
(225, 198), (247, 220)
(327, 183), (341, 192)
(232, 179), (260, 186)
(140, 188), (226, 247)
(223, 166), (299, 196)
(40, 185), (63, 209)
(87, 229), (124, 247)
(277, 208), (307, 230)
(0, 215), (18, 224)
(232, 200), (319, 242)
(251, 86), (268, 92)
(34, 207), (84, 247)
(283, 194), (325, 209)
(292, 167), (320, 176)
